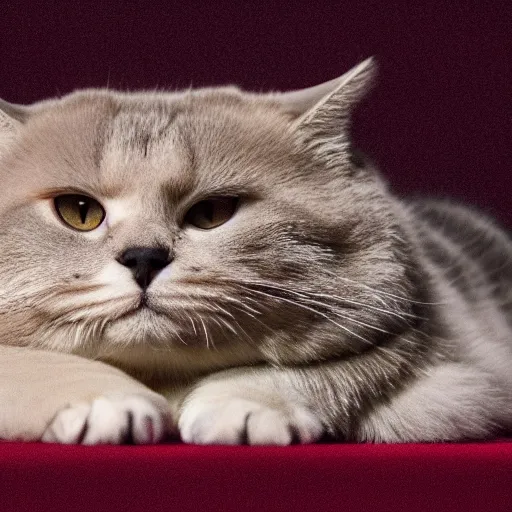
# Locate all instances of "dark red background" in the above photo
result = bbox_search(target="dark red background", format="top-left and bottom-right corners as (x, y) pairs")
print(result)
(1, 5), (512, 510)
(2, 1), (510, 224)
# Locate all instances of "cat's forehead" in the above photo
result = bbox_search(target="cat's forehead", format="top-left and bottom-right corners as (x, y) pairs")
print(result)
(24, 89), (294, 201)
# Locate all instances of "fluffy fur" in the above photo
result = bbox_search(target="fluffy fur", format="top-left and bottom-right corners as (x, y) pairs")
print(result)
(0, 58), (511, 444)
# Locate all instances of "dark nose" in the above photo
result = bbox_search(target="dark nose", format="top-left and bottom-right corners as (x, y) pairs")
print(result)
(116, 247), (171, 290)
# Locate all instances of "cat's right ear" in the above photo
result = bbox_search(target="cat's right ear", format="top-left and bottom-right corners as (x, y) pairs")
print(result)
(0, 99), (29, 154)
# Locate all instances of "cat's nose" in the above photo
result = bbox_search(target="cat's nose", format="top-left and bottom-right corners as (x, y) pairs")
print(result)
(116, 247), (171, 290)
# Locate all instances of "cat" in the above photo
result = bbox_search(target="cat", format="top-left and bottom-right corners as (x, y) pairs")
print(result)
(0, 58), (511, 445)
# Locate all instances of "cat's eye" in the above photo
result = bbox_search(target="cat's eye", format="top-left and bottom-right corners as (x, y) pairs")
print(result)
(184, 196), (239, 230)
(54, 194), (106, 231)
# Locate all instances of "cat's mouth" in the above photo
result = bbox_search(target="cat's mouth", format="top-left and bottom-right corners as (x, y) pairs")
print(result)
(139, 292), (149, 308)
(115, 291), (181, 322)
(115, 292), (160, 320)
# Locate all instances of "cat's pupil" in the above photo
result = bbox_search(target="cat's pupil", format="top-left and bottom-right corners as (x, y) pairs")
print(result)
(78, 200), (89, 224)
(203, 201), (214, 223)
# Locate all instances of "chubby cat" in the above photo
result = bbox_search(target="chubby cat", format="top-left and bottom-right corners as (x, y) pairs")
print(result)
(0, 58), (511, 445)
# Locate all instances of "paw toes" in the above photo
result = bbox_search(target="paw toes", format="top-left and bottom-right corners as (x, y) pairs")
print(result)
(245, 409), (293, 445)
(42, 403), (90, 444)
(42, 394), (170, 445)
(131, 412), (160, 445)
(180, 402), (249, 445)
(292, 408), (324, 444)
(179, 397), (324, 446)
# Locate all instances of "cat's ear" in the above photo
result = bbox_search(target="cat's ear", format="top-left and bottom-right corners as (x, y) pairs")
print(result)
(273, 58), (376, 169)
(276, 57), (376, 122)
(0, 99), (29, 154)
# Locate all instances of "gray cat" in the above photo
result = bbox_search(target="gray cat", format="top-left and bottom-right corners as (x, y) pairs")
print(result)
(0, 58), (511, 445)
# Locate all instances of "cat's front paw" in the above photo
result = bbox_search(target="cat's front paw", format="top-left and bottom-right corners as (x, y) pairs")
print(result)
(179, 394), (324, 446)
(41, 394), (172, 445)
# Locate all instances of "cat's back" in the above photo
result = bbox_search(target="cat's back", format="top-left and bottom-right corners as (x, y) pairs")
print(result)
(406, 198), (512, 319)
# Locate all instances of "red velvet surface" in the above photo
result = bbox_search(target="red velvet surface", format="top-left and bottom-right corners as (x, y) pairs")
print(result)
(2, 441), (511, 512)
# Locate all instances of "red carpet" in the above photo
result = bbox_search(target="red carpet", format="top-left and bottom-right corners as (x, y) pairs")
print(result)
(1, 441), (511, 512)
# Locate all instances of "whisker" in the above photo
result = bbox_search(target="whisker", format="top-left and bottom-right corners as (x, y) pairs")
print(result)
(209, 316), (227, 346)
(213, 304), (236, 319)
(322, 271), (446, 306)
(233, 320), (256, 346)
(221, 294), (262, 316)
(231, 304), (259, 321)
(231, 304), (274, 332)
(199, 317), (211, 349)
(237, 280), (419, 321)
(242, 286), (375, 347)
(189, 316), (197, 335)
(173, 328), (188, 346)
(213, 313), (238, 335)
(328, 311), (394, 336)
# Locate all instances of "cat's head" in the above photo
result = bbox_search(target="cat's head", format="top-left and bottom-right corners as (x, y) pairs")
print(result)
(0, 59), (420, 375)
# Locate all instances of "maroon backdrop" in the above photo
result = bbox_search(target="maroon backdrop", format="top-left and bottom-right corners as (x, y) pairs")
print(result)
(1, 5), (512, 510)
(1, 2), (510, 225)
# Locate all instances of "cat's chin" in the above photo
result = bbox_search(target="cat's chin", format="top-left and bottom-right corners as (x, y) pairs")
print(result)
(103, 306), (185, 348)
(97, 306), (265, 377)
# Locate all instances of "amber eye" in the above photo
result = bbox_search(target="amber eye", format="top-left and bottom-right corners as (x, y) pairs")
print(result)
(184, 197), (238, 229)
(54, 194), (105, 232)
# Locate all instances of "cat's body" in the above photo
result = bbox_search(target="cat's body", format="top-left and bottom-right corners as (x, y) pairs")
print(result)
(0, 59), (511, 444)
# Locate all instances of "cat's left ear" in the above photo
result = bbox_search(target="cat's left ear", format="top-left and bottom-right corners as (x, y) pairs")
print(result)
(275, 57), (376, 121)
(273, 57), (376, 146)
(0, 99), (29, 154)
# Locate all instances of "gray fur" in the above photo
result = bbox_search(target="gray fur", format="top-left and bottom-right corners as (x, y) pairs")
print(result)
(0, 58), (510, 444)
